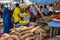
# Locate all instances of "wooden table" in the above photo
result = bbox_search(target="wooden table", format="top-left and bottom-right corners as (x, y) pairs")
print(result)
(48, 21), (60, 38)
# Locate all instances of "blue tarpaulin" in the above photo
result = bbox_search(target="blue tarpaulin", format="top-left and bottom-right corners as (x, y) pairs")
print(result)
(32, 0), (57, 5)
(48, 21), (60, 27)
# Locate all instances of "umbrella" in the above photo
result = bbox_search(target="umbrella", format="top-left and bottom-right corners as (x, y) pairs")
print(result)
(32, 0), (57, 5)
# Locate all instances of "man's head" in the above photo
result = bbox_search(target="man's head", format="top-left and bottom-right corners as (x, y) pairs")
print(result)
(15, 3), (19, 7)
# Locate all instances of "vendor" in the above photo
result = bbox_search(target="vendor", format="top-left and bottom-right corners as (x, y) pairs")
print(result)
(12, 3), (21, 24)
(12, 3), (23, 28)
(42, 5), (49, 16)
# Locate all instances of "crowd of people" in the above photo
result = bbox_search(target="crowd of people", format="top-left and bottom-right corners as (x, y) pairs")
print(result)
(0, 3), (57, 33)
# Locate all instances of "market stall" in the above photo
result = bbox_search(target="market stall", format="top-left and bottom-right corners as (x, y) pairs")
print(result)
(0, 0), (60, 40)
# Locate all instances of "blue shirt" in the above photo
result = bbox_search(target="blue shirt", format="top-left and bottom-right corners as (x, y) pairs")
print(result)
(43, 8), (49, 16)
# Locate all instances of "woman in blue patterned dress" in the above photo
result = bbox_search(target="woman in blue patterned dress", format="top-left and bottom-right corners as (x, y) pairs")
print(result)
(3, 6), (13, 33)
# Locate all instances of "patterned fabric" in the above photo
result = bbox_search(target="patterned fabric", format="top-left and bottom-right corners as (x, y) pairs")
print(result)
(48, 21), (60, 27)
(3, 8), (13, 33)
(12, 7), (21, 23)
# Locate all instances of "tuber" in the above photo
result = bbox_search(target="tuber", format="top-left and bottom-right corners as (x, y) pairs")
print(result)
(10, 35), (20, 40)
(20, 33), (34, 39)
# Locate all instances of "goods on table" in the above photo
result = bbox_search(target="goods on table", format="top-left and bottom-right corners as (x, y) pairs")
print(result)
(0, 26), (46, 40)
(20, 3), (29, 9)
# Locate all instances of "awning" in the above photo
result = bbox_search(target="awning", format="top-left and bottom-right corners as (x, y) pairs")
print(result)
(32, 0), (57, 5)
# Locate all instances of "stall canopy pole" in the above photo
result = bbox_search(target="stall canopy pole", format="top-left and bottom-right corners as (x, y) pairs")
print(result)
(33, 3), (48, 24)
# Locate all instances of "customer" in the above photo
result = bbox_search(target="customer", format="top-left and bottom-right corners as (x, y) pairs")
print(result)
(29, 5), (38, 27)
(47, 4), (53, 15)
(42, 5), (49, 16)
(29, 5), (38, 22)
(3, 5), (13, 33)
(48, 4), (53, 12)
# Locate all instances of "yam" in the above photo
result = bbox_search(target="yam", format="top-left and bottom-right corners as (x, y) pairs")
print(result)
(9, 31), (19, 36)
(10, 28), (16, 31)
(2, 33), (10, 37)
(38, 28), (46, 33)
(9, 30), (16, 34)
(2, 33), (10, 40)
(25, 36), (35, 40)
(20, 26), (28, 28)
(20, 33), (34, 39)
(10, 35), (20, 40)
(11, 27), (32, 32)
(20, 27), (32, 31)
(42, 33), (47, 37)
(18, 27), (33, 33)
(34, 30), (40, 34)
(0, 37), (5, 40)
(7, 37), (14, 40)
(30, 26), (40, 33)
(10, 26), (33, 32)
(19, 30), (31, 36)
(35, 35), (40, 40)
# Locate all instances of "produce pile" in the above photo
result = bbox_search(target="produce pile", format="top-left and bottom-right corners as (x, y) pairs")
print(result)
(0, 26), (46, 40)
